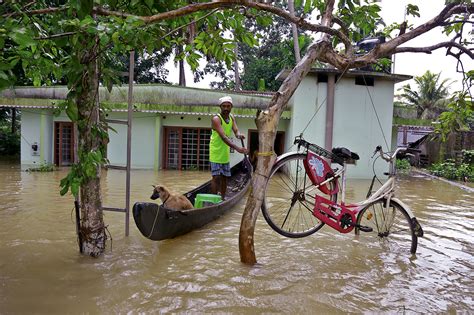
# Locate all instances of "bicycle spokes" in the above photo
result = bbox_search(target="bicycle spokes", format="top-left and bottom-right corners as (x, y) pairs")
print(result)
(262, 153), (334, 238)
(356, 199), (417, 254)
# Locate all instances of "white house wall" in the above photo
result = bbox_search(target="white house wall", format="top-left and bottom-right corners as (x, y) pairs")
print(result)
(290, 76), (395, 179)
(106, 113), (157, 169)
(332, 79), (394, 178)
(21, 110), (53, 166)
(288, 76), (328, 150)
(104, 112), (288, 169)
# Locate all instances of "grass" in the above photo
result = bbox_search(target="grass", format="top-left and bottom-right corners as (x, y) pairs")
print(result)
(26, 161), (55, 172)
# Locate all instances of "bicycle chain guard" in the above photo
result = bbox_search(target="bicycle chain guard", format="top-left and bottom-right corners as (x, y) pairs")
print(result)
(303, 151), (339, 195)
(313, 195), (358, 233)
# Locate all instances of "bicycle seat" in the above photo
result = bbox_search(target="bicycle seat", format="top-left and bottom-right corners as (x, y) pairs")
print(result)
(332, 147), (360, 161)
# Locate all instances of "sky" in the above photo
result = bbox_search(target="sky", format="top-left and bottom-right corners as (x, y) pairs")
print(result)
(165, 1), (473, 94)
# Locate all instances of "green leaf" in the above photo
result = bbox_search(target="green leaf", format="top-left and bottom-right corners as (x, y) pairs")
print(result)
(71, 181), (80, 197)
(145, 0), (154, 8)
(406, 4), (420, 18)
(111, 32), (120, 44)
(10, 28), (36, 47)
(0, 62), (12, 71)
(0, 71), (9, 80)
(78, 0), (93, 19)
(60, 184), (69, 196)
(304, 0), (312, 13)
(79, 15), (95, 27)
(105, 78), (113, 93)
(33, 74), (41, 87)
(85, 164), (96, 178)
(66, 102), (79, 121)
(241, 33), (253, 47)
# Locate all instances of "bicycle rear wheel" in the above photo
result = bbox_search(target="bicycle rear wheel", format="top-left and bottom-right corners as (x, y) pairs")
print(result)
(355, 198), (417, 254)
(261, 153), (337, 238)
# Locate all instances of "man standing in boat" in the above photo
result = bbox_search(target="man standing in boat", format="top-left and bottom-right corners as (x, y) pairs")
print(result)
(210, 96), (248, 200)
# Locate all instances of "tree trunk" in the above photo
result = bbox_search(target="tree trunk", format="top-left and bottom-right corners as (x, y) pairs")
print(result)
(11, 108), (16, 134)
(420, 107), (431, 120)
(234, 44), (241, 90)
(77, 36), (107, 257)
(289, 0), (301, 63)
(239, 41), (329, 264)
(179, 58), (186, 86)
(178, 42), (186, 87)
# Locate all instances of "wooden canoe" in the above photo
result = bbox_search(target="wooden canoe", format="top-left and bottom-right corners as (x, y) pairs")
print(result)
(133, 159), (252, 241)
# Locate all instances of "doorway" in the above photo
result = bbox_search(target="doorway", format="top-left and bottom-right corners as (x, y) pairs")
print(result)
(248, 130), (285, 169)
(54, 122), (75, 166)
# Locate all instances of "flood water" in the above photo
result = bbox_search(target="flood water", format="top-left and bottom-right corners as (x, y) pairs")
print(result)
(0, 158), (473, 313)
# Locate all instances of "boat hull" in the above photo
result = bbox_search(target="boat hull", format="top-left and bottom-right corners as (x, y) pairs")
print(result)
(133, 160), (251, 241)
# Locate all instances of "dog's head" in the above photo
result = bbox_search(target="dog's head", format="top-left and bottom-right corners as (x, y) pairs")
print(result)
(150, 185), (169, 201)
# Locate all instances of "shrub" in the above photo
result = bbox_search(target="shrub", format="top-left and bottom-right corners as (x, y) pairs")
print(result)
(396, 158), (411, 173)
(26, 161), (55, 172)
(0, 131), (20, 155)
(462, 150), (474, 165)
(456, 163), (473, 181)
(429, 159), (473, 182)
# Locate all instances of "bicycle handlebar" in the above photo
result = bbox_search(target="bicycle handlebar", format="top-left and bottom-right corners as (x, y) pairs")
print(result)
(374, 145), (407, 162)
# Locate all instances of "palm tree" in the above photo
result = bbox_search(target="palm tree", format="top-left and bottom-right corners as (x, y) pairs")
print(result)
(399, 71), (453, 119)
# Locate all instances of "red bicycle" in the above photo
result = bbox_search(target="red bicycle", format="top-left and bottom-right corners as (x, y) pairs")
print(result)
(262, 135), (424, 254)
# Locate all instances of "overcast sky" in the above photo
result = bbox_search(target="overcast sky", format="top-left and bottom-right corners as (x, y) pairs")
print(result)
(380, 0), (473, 93)
(166, 1), (473, 94)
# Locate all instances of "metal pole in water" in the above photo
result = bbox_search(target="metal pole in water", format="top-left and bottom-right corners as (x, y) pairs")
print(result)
(74, 199), (83, 253)
(125, 50), (135, 236)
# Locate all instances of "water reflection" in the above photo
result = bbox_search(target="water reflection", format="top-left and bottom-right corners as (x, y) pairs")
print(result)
(0, 159), (472, 313)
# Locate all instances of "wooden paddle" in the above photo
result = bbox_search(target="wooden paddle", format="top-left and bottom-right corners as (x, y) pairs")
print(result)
(241, 138), (252, 172)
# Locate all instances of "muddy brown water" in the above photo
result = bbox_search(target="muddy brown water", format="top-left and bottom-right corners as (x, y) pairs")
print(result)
(0, 158), (473, 313)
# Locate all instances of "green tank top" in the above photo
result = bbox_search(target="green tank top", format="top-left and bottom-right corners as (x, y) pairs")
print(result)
(210, 114), (233, 164)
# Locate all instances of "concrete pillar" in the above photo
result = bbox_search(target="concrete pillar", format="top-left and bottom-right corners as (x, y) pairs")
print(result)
(154, 116), (162, 170)
(325, 74), (335, 151)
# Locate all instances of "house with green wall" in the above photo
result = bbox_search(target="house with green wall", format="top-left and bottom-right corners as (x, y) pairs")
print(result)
(0, 67), (410, 178)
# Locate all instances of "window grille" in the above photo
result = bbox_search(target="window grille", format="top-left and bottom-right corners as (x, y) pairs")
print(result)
(167, 129), (180, 169)
(165, 127), (211, 170)
(199, 129), (211, 170)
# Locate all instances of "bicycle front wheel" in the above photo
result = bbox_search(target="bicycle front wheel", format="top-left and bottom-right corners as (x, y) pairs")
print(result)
(262, 153), (337, 238)
(355, 198), (418, 254)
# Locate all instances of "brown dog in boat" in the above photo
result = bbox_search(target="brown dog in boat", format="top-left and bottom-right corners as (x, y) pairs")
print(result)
(150, 185), (193, 210)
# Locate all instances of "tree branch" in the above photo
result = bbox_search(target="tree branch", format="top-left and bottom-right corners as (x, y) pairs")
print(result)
(394, 41), (474, 59)
(321, 3), (474, 70)
(442, 20), (474, 26)
(332, 16), (350, 38)
(93, 0), (352, 52)
(35, 31), (76, 40)
(2, 1), (352, 52)
(158, 9), (218, 41)
(1, 6), (67, 17)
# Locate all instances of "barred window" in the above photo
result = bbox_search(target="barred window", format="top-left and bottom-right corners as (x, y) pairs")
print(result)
(164, 127), (211, 170)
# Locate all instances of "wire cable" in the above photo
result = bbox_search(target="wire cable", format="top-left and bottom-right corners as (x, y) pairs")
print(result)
(362, 75), (390, 151)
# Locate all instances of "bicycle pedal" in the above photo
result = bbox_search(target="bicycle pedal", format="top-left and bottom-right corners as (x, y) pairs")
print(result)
(357, 225), (373, 233)
(350, 223), (373, 232)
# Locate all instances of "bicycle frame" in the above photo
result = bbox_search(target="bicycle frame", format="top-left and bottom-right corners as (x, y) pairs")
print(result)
(278, 141), (419, 234)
